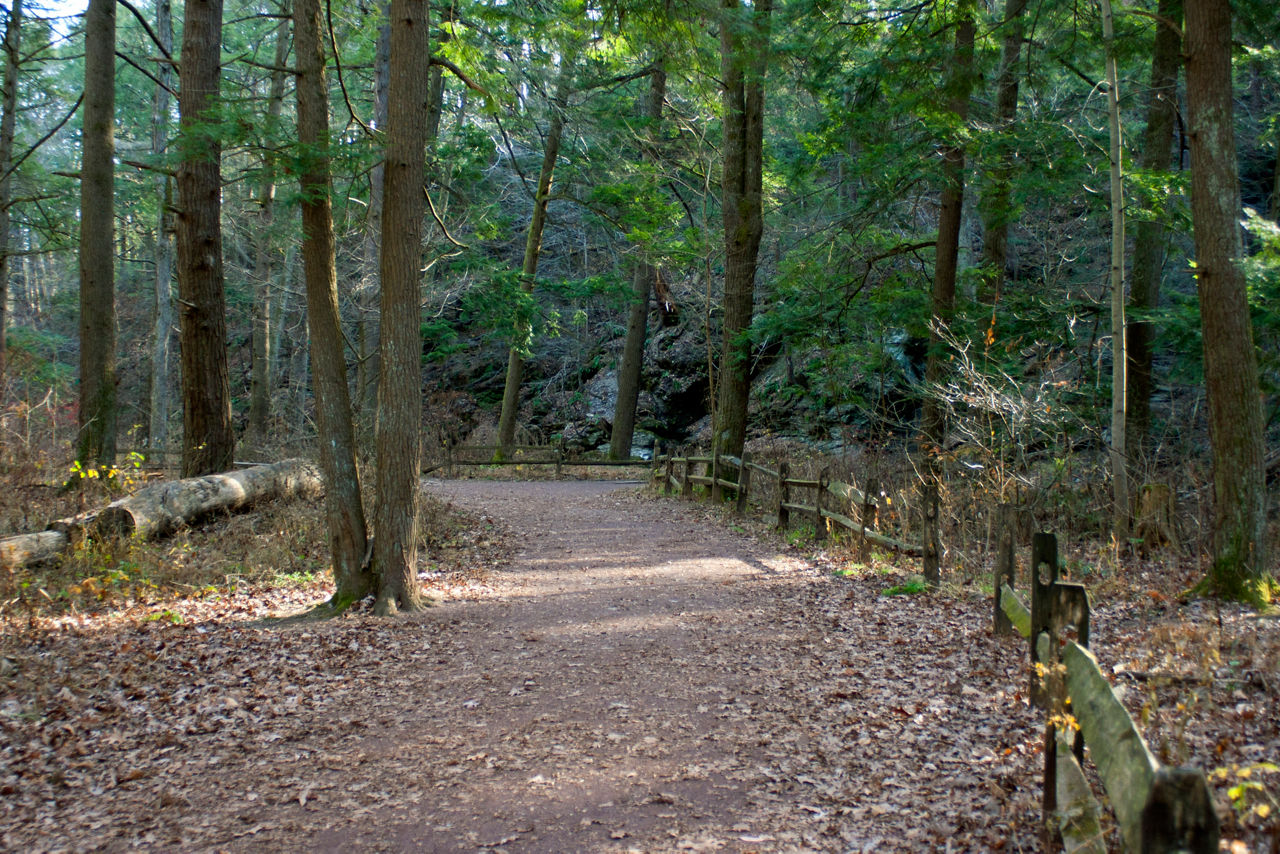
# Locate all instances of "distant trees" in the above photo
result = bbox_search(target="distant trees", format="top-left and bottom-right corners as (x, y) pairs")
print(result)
(0, 0), (20, 393)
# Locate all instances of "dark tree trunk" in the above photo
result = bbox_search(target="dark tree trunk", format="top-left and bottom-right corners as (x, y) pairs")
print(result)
(1184, 0), (1270, 603)
(0, 0), (21, 396)
(978, 0), (1027, 304)
(373, 0), (430, 615)
(177, 0), (235, 476)
(611, 64), (666, 461)
(148, 0), (174, 456)
(77, 0), (118, 466)
(715, 0), (771, 461)
(294, 0), (373, 607)
(496, 63), (572, 459)
(1126, 0), (1181, 456)
(921, 15), (976, 456)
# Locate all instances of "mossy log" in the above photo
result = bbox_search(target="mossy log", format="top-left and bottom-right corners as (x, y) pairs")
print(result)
(0, 459), (323, 569)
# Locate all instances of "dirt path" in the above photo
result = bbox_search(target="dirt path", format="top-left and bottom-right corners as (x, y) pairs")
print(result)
(2, 480), (1043, 853)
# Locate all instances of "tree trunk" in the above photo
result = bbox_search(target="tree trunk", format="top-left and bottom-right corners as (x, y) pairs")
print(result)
(715, 0), (771, 461)
(0, 0), (21, 397)
(1127, 0), (1181, 459)
(1102, 0), (1129, 540)
(1184, 0), (1270, 603)
(177, 0), (235, 477)
(249, 10), (291, 446)
(373, 0), (430, 614)
(77, 0), (118, 467)
(978, 0), (1028, 305)
(357, 1), (390, 420)
(611, 63), (666, 460)
(921, 14), (976, 456)
(294, 0), (373, 607)
(148, 0), (175, 458)
(496, 61), (572, 459)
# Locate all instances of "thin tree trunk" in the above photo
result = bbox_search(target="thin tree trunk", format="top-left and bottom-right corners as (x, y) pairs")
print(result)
(921, 14), (976, 456)
(1101, 0), (1128, 539)
(715, 0), (771, 461)
(496, 62), (572, 459)
(177, 0), (235, 476)
(1126, 0), (1181, 457)
(249, 9), (291, 446)
(0, 0), (21, 397)
(357, 2), (389, 420)
(1184, 0), (1270, 603)
(294, 0), (372, 607)
(978, 0), (1028, 305)
(373, 0), (430, 615)
(148, 0), (174, 458)
(77, 0), (117, 466)
(611, 63), (666, 460)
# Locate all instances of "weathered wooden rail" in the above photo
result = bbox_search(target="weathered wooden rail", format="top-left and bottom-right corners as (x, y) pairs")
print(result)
(654, 448), (924, 557)
(995, 531), (1218, 853)
(426, 444), (650, 478)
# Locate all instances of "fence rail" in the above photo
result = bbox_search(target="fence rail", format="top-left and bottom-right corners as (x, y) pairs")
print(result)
(995, 531), (1218, 853)
(655, 448), (924, 556)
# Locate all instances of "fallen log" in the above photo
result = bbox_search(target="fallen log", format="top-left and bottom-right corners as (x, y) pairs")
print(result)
(0, 459), (323, 570)
(93, 458), (323, 539)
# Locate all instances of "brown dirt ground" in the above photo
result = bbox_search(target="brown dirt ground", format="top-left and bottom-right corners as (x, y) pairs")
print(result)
(1, 478), (1275, 852)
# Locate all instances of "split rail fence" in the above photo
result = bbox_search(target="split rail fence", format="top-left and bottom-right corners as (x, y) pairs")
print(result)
(652, 448), (929, 564)
(993, 527), (1218, 853)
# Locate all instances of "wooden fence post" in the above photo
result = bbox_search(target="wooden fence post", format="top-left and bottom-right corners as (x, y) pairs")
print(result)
(859, 477), (879, 563)
(735, 452), (752, 514)
(993, 503), (1016, 636)
(555, 442), (564, 479)
(777, 460), (790, 530)
(922, 481), (941, 587)
(681, 453), (693, 499)
(664, 454), (675, 496)
(711, 447), (723, 502)
(814, 468), (829, 541)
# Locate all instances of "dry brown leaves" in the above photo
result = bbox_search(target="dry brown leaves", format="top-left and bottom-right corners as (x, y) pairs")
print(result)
(0, 478), (1274, 853)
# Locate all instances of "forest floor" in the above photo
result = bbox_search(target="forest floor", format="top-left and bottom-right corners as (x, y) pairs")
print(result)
(1, 476), (1276, 853)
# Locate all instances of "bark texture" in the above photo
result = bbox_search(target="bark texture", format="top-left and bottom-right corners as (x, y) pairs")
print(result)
(374, 0), (430, 614)
(1102, 0), (1128, 538)
(77, 0), (118, 466)
(610, 64), (666, 460)
(921, 14), (976, 455)
(1126, 0), (1181, 455)
(148, 0), (175, 454)
(0, 0), (21, 393)
(715, 0), (771, 461)
(1184, 0), (1270, 602)
(294, 0), (373, 606)
(177, 0), (235, 476)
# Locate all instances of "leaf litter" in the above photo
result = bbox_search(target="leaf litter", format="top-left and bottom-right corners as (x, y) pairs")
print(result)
(0, 478), (1274, 852)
